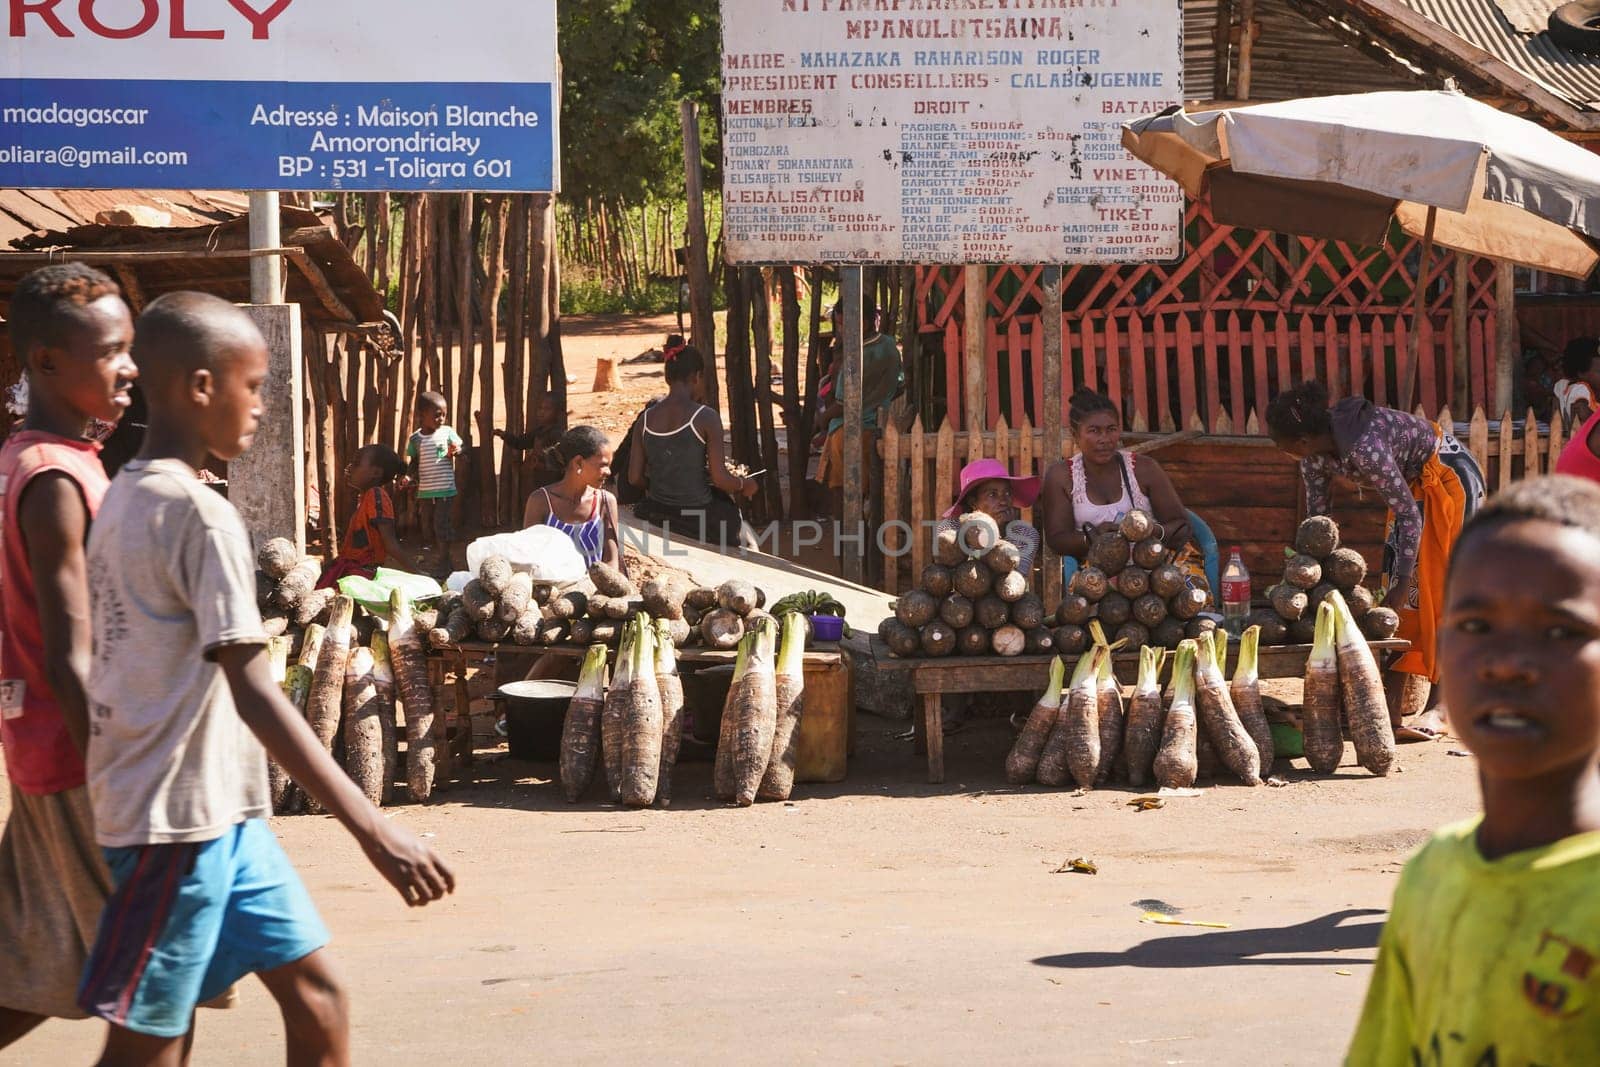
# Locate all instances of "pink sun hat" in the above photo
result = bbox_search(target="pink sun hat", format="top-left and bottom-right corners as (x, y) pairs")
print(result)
(942, 458), (1041, 518)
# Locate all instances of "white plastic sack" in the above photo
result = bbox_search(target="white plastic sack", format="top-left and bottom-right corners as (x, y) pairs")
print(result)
(465, 527), (586, 584)
(445, 571), (473, 593)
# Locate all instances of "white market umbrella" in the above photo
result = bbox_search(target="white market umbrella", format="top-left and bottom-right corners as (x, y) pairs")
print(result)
(1122, 90), (1600, 409)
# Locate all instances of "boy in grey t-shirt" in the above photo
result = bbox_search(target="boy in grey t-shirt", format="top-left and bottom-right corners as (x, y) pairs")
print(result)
(79, 293), (454, 1062)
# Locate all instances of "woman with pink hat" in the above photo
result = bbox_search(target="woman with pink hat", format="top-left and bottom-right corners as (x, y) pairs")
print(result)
(936, 458), (1042, 577)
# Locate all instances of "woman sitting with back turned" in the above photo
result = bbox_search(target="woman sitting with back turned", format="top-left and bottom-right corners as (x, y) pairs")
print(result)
(627, 345), (758, 549)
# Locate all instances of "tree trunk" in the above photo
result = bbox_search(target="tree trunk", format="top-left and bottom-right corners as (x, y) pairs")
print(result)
(750, 270), (782, 524)
(779, 269), (804, 522)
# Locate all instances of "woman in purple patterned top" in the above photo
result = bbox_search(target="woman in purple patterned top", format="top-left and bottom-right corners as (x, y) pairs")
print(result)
(1267, 382), (1485, 737)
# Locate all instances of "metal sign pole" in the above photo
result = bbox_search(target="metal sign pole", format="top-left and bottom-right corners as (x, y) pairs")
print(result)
(248, 190), (282, 304)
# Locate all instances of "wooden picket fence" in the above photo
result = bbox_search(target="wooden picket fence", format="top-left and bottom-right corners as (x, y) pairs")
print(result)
(877, 406), (1563, 595)
(914, 200), (1505, 433)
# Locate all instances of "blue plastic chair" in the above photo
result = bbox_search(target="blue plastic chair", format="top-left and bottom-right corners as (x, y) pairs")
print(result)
(1062, 510), (1219, 595)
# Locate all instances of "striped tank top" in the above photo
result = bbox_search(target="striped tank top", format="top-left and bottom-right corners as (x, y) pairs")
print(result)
(543, 487), (605, 566)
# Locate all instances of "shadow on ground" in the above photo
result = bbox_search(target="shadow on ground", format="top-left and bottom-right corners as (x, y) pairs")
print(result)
(1033, 908), (1385, 969)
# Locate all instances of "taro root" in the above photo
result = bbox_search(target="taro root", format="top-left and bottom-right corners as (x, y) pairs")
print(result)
(1132, 537), (1168, 571)
(1009, 593), (1046, 630)
(1053, 624), (1089, 656)
(1150, 563), (1187, 600)
(1270, 584), (1308, 622)
(1070, 565), (1110, 602)
(1288, 615), (1318, 645)
(1246, 609), (1289, 646)
(569, 617), (595, 645)
(1057, 593), (1093, 626)
(933, 528), (964, 567)
(957, 625), (990, 656)
(895, 590), (939, 629)
(1153, 642), (1200, 789)
(587, 593), (614, 620)
(1006, 658), (1064, 784)
(1329, 590), (1395, 776)
(1283, 554), (1323, 590)
(478, 555), (513, 598)
(1347, 584), (1376, 619)
(589, 621), (620, 644)
(702, 608), (746, 650)
(920, 564), (954, 598)
(1302, 602), (1344, 774)
(953, 559), (993, 600)
(1169, 585), (1208, 621)
(476, 617), (511, 643)
(1116, 566), (1150, 599)
(717, 580), (759, 615)
(994, 570), (1027, 603)
(1151, 617), (1186, 649)
(461, 580), (497, 622)
(940, 594), (975, 629)
(257, 537), (301, 581)
(1087, 530), (1130, 576)
(1325, 548), (1368, 591)
(1132, 593), (1168, 628)
(920, 621), (957, 657)
(1120, 508), (1156, 543)
(1295, 516), (1340, 559)
(1184, 616), (1219, 640)
(984, 540), (1022, 575)
(685, 586), (721, 613)
(975, 595), (1011, 630)
(604, 597), (641, 622)
(642, 578), (688, 621)
(1307, 583), (1337, 613)
(880, 617), (922, 657)
(957, 512), (1001, 557)
(1360, 606), (1400, 641)
(590, 561), (637, 598)
(1023, 627), (1055, 655)
(991, 625), (1026, 657)
(550, 590), (588, 621)
(1114, 622), (1150, 650)
(1097, 591), (1133, 628)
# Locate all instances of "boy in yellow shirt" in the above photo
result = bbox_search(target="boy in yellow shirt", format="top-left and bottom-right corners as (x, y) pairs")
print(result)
(1348, 475), (1600, 1064)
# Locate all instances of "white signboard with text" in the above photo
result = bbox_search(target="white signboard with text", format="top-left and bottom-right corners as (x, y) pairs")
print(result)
(3, 0), (558, 191)
(721, 0), (1183, 263)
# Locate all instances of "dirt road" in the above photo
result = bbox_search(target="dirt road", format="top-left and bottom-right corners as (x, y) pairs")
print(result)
(6, 719), (1474, 1065)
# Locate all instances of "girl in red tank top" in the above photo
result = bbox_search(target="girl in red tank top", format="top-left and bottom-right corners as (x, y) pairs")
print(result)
(1557, 409), (1600, 485)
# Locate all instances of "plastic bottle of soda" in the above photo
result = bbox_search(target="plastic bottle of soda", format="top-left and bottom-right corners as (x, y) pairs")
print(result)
(1220, 546), (1252, 632)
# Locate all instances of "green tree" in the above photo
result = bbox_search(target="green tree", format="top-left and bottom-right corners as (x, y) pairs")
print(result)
(558, 0), (721, 205)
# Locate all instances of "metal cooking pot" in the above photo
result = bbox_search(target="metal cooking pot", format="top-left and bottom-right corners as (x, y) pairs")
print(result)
(496, 679), (576, 761)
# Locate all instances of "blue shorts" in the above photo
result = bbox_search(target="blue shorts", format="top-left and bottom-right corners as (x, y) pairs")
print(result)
(78, 818), (329, 1038)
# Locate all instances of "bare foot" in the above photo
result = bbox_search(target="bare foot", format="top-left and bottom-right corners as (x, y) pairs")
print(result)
(1395, 709), (1448, 743)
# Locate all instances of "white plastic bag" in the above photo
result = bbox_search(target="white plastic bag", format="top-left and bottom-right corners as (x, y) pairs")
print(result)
(465, 527), (586, 584)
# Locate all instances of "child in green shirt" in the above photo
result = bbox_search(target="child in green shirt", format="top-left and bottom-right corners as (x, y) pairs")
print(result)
(1348, 475), (1600, 1065)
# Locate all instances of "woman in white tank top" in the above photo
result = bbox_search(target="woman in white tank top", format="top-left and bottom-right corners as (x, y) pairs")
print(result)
(1038, 392), (1218, 592)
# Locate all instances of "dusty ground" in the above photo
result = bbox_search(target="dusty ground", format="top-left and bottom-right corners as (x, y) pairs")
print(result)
(5, 713), (1476, 1066)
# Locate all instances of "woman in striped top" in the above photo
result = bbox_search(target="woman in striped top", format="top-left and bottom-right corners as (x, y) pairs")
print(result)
(522, 425), (620, 569)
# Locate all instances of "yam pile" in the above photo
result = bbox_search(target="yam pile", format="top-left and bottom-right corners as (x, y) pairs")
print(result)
(558, 612), (807, 807)
(427, 557), (769, 655)
(879, 512), (1053, 659)
(1054, 508), (1215, 655)
(1247, 517), (1400, 646)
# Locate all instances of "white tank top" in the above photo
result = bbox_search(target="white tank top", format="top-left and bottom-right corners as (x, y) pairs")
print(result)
(1071, 451), (1153, 527)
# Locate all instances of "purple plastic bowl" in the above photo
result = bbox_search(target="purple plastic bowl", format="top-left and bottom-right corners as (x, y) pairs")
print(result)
(810, 613), (845, 641)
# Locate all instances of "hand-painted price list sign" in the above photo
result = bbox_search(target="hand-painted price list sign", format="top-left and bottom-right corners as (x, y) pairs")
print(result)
(721, 1), (1183, 264)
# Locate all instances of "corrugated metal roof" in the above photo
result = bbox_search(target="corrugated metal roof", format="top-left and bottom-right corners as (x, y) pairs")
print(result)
(1492, 0), (1559, 36)
(0, 189), (250, 248)
(1398, 0), (1600, 109)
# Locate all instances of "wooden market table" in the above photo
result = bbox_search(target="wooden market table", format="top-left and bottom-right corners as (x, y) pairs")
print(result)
(428, 639), (854, 783)
(869, 637), (1410, 784)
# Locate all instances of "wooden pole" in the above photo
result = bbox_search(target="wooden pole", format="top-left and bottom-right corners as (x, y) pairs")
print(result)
(963, 264), (986, 432)
(680, 100), (720, 412)
(1399, 205), (1436, 414)
(1451, 254), (1470, 415)
(841, 267), (865, 585)
(1236, 0), (1256, 100)
(1495, 259), (1517, 415)
(1040, 264), (1064, 606)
